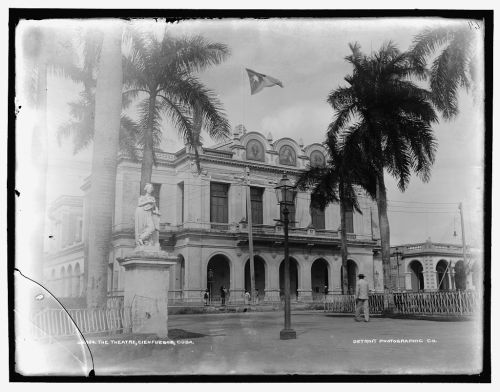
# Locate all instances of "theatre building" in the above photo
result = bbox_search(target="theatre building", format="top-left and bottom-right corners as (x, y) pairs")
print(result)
(45, 125), (384, 304)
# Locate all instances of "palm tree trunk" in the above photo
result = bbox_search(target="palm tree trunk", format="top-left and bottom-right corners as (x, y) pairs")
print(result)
(140, 95), (156, 191)
(193, 146), (202, 174)
(339, 184), (349, 295)
(375, 170), (395, 311)
(86, 24), (123, 308)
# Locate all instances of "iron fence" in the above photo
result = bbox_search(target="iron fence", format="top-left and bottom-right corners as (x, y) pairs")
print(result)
(30, 307), (131, 338)
(323, 294), (385, 314)
(324, 291), (478, 315)
(392, 290), (478, 315)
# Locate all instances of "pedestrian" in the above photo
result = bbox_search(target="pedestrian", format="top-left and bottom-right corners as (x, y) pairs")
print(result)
(203, 289), (209, 306)
(220, 285), (226, 306)
(355, 273), (370, 322)
(244, 290), (251, 305)
(255, 288), (260, 304)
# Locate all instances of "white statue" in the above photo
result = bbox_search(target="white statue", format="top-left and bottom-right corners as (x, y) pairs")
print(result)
(135, 183), (160, 248)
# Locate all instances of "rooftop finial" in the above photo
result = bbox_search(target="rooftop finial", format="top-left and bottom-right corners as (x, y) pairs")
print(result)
(234, 124), (247, 135)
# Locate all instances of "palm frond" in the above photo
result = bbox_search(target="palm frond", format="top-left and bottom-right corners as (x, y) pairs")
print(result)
(167, 34), (230, 74)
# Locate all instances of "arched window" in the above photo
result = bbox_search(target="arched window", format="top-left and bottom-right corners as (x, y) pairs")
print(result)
(279, 145), (296, 166)
(310, 150), (326, 167)
(246, 139), (265, 162)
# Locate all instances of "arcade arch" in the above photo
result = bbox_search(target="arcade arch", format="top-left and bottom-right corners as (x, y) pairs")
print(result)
(311, 258), (329, 299)
(244, 256), (266, 299)
(408, 260), (425, 291)
(207, 254), (231, 300)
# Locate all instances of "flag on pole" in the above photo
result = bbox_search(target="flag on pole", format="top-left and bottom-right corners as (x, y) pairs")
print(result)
(246, 68), (284, 95)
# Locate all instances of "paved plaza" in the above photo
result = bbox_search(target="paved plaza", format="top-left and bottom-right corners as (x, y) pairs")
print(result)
(88, 310), (483, 375)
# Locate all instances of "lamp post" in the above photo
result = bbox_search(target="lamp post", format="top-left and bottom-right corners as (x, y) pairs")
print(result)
(275, 173), (297, 340)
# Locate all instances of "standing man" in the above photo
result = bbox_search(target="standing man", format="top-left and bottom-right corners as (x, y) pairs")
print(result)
(355, 274), (370, 322)
(220, 285), (226, 306)
(203, 289), (210, 306)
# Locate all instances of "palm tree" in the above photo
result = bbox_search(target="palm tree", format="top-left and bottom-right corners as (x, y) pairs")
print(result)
(57, 28), (140, 160)
(86, 22), (123, 308)
(328, 42), (438, 297)
(57, 73), (141, 161)
(297, 133), (376, 294)
(123, 28), (231, 190)
(410, 23), (480, 119)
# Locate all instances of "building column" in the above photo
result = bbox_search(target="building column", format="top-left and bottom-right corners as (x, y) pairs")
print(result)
(181, 247), (203, 303)
(297, 259), (312, 302)
(330, 257), (342, 293)
(424, 270), (436, 291)
(405, 272), (412, 291)
(448, 263), (454, 290)
(265, 257), (280, 302)
(231, 256), (245, 303)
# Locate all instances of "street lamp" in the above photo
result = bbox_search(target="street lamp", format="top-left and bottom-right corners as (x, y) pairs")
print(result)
(275, 173), (297, 340)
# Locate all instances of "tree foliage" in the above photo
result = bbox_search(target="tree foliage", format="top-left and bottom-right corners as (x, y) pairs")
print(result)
(123, 27), (231, 185)
(410, 23), (480, 119)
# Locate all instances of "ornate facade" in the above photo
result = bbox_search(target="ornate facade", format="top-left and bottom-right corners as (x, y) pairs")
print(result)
(47, 125), (385, 304)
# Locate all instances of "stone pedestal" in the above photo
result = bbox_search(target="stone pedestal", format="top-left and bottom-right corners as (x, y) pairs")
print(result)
(117, 247), (177, 337)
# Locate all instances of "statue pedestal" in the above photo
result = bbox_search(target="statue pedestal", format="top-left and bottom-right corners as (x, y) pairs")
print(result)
(117, 248), (177, 337)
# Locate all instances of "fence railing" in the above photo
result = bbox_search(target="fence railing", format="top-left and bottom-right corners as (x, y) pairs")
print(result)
(324, 294), (385, 314)
(324, 291), (478, 315)
(31, 307), (131, 339)
(392, 291), (478, 315)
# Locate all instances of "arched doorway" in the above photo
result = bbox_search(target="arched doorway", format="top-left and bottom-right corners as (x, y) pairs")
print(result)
(454, 260), (467, 290)
(409, 260), (425, 291)
(279, 257), (299, 300)
(207, 254), (230, 300)
(245, 256), (266, 299)
(311, 259), (329, 300)
(340, 260), (358, 294)
(436, 260), (450, 290)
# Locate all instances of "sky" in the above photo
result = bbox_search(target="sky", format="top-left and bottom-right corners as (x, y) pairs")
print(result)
(16, 17), (486, 248)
